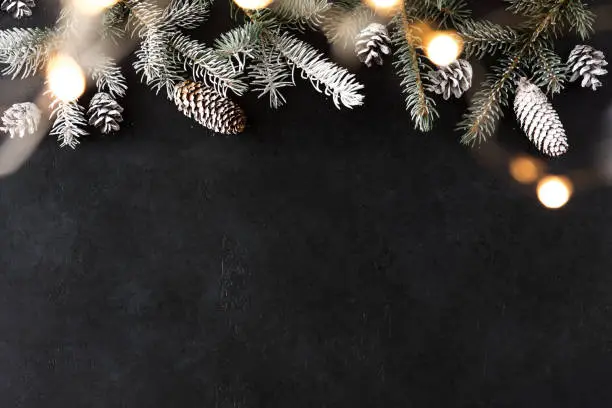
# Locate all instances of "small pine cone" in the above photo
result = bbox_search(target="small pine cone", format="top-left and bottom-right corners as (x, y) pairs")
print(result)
(426, 59), (473, 100)
(514, 77), (568, 157)
(355, 23), (391, 67)
(567, 45), (608, 91)
(88, 92), (124, 134)
(0, 102), (41, 139)
(1, 0), (35, 18)
(174, 80), (246, 135)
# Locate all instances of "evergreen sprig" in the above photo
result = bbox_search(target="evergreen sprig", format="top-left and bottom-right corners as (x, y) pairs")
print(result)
(0, 28), (55, 78)
(89, 56), (128, 98)
(49, 98), (88, 149)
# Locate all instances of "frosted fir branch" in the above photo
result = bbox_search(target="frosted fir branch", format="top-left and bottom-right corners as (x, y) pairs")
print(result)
(270, 0), (331, 28)
(459, 20), (519, 59)
(527, 40), (566, 95)
(134, 29), (184, 99)
(249, 43), (295, 109)
(422, 0), (470, 27)
(162, 0), (211, 30)
(391, 18), (438, 132)
(89, 56), (128, 98)
(101, 2), (130, 42)
(171, 33), (247, 96)
(0, 28), (55, 78)
(49, 98), (88, 149)
(457, 57), (521, 145)
(319, 2), (375, 49)
(214, 22), (262, 72)
(273, 32), (364, 109)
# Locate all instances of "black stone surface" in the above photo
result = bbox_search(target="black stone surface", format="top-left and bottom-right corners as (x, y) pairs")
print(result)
(1, 1), (612, 407)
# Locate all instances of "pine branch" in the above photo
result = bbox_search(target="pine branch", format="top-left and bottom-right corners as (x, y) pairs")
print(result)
(527, 40), (566, 94)
(171, 32), (248, 96)
(422, 0), (471, 27)
(269, 0), (331, 29)
(214, 22), (262, 72)
(457, 57), (520, 145)
(89, 56), (128, 98)
(101, 2), (130, 42)
(249, 42), (295, 109)
(49, 98), (88, 149)
(273, 32), (364, 109)
(163, 0), (211, 30)
(134, 29), (184, 99)
(459, 20), (518, 58)
(0, 28), (55, 78)
(391, 17), (438, 132)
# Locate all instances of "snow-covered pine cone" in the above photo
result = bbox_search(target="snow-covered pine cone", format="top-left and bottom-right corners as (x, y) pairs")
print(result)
(354, 23), (391, 67)
(1, 0), (35, 19)
(88, 92), (124, 134)
(514, 77), (568, 157)
(426, 59), (473, 100)
(0, 102), (41, 139)
(567, 45), (608, 91)
(173, 80), (246, 135)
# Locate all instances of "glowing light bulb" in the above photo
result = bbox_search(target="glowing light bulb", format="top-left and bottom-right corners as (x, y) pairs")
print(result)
(537, 175), (573, 209)
(425, 32), (462, 66)
(72, 0), (119, 15)
(364, 0), (402, 10)
(46, 54), (86, 102)
(233, 0), (273, 9)
(509, 156), (541, 184)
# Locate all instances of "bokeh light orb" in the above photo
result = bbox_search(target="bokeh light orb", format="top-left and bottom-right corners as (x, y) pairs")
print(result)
(425, 32), (462, 66)
(537, 175), (573, 209)
(509, 156), (541, 184)
(73, 0), (119, 15)
(364, 0), (402, 11)
(233, 0), (273, 9)
(46, 54), (86, 102)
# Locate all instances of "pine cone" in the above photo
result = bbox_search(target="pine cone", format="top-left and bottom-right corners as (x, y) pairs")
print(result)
(355, 23), (391, 67)
(514, 78), (568, 157)
(88, 92), (124, 134)
(174, 80), (246, 135)
(567, 45), (608, 91)
(426, 59), (473, 100)
(0, 102), (41, 139)
(1, 0), (35, 18)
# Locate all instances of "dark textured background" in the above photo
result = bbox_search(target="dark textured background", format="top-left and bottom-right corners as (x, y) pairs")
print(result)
(2, 1), (612, 407)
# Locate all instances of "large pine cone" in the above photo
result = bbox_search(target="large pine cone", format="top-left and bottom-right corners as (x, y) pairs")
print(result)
(1, 0), (35, 18)
(567, 45), (608, 91)
(174, 81), (246, 135)
(514, 78), (568, 157)
(354, 23), (391, 67)
(88, 92), (124, 134)
(426, 59), (473, 100)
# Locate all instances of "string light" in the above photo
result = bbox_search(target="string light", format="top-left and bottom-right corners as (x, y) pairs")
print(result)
(509, 156), (541, 184)
(537, 175), (573, 209)
(232, 0), (273, 10)
(72, 0), (119, 15)
(46, 54), (86, 102)
(425, 32), (462, 66)
(364, 0), (402, 11)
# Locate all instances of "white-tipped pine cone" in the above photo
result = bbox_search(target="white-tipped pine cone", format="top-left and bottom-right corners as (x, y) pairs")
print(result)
(0, 102), (41, 139)
(88, 92), (124, 134)
(1, 0), (35, 18)
(567, 45), (608, 91)
(426, 59), (473, 100)
(174, 80), (246, 135)
(514, 78), (568, 157)
(354, 23), (391, 67)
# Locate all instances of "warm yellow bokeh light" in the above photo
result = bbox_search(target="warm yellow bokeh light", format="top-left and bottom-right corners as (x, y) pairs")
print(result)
(364, 0), (402, 10)
(509, 156), (541, 184)
(233, 0), (273, 9)
(72, 0), (119, 15)
(46, 54), (86, 102)
(537, 175), (573, 209)
(425, 32), (462, 66)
